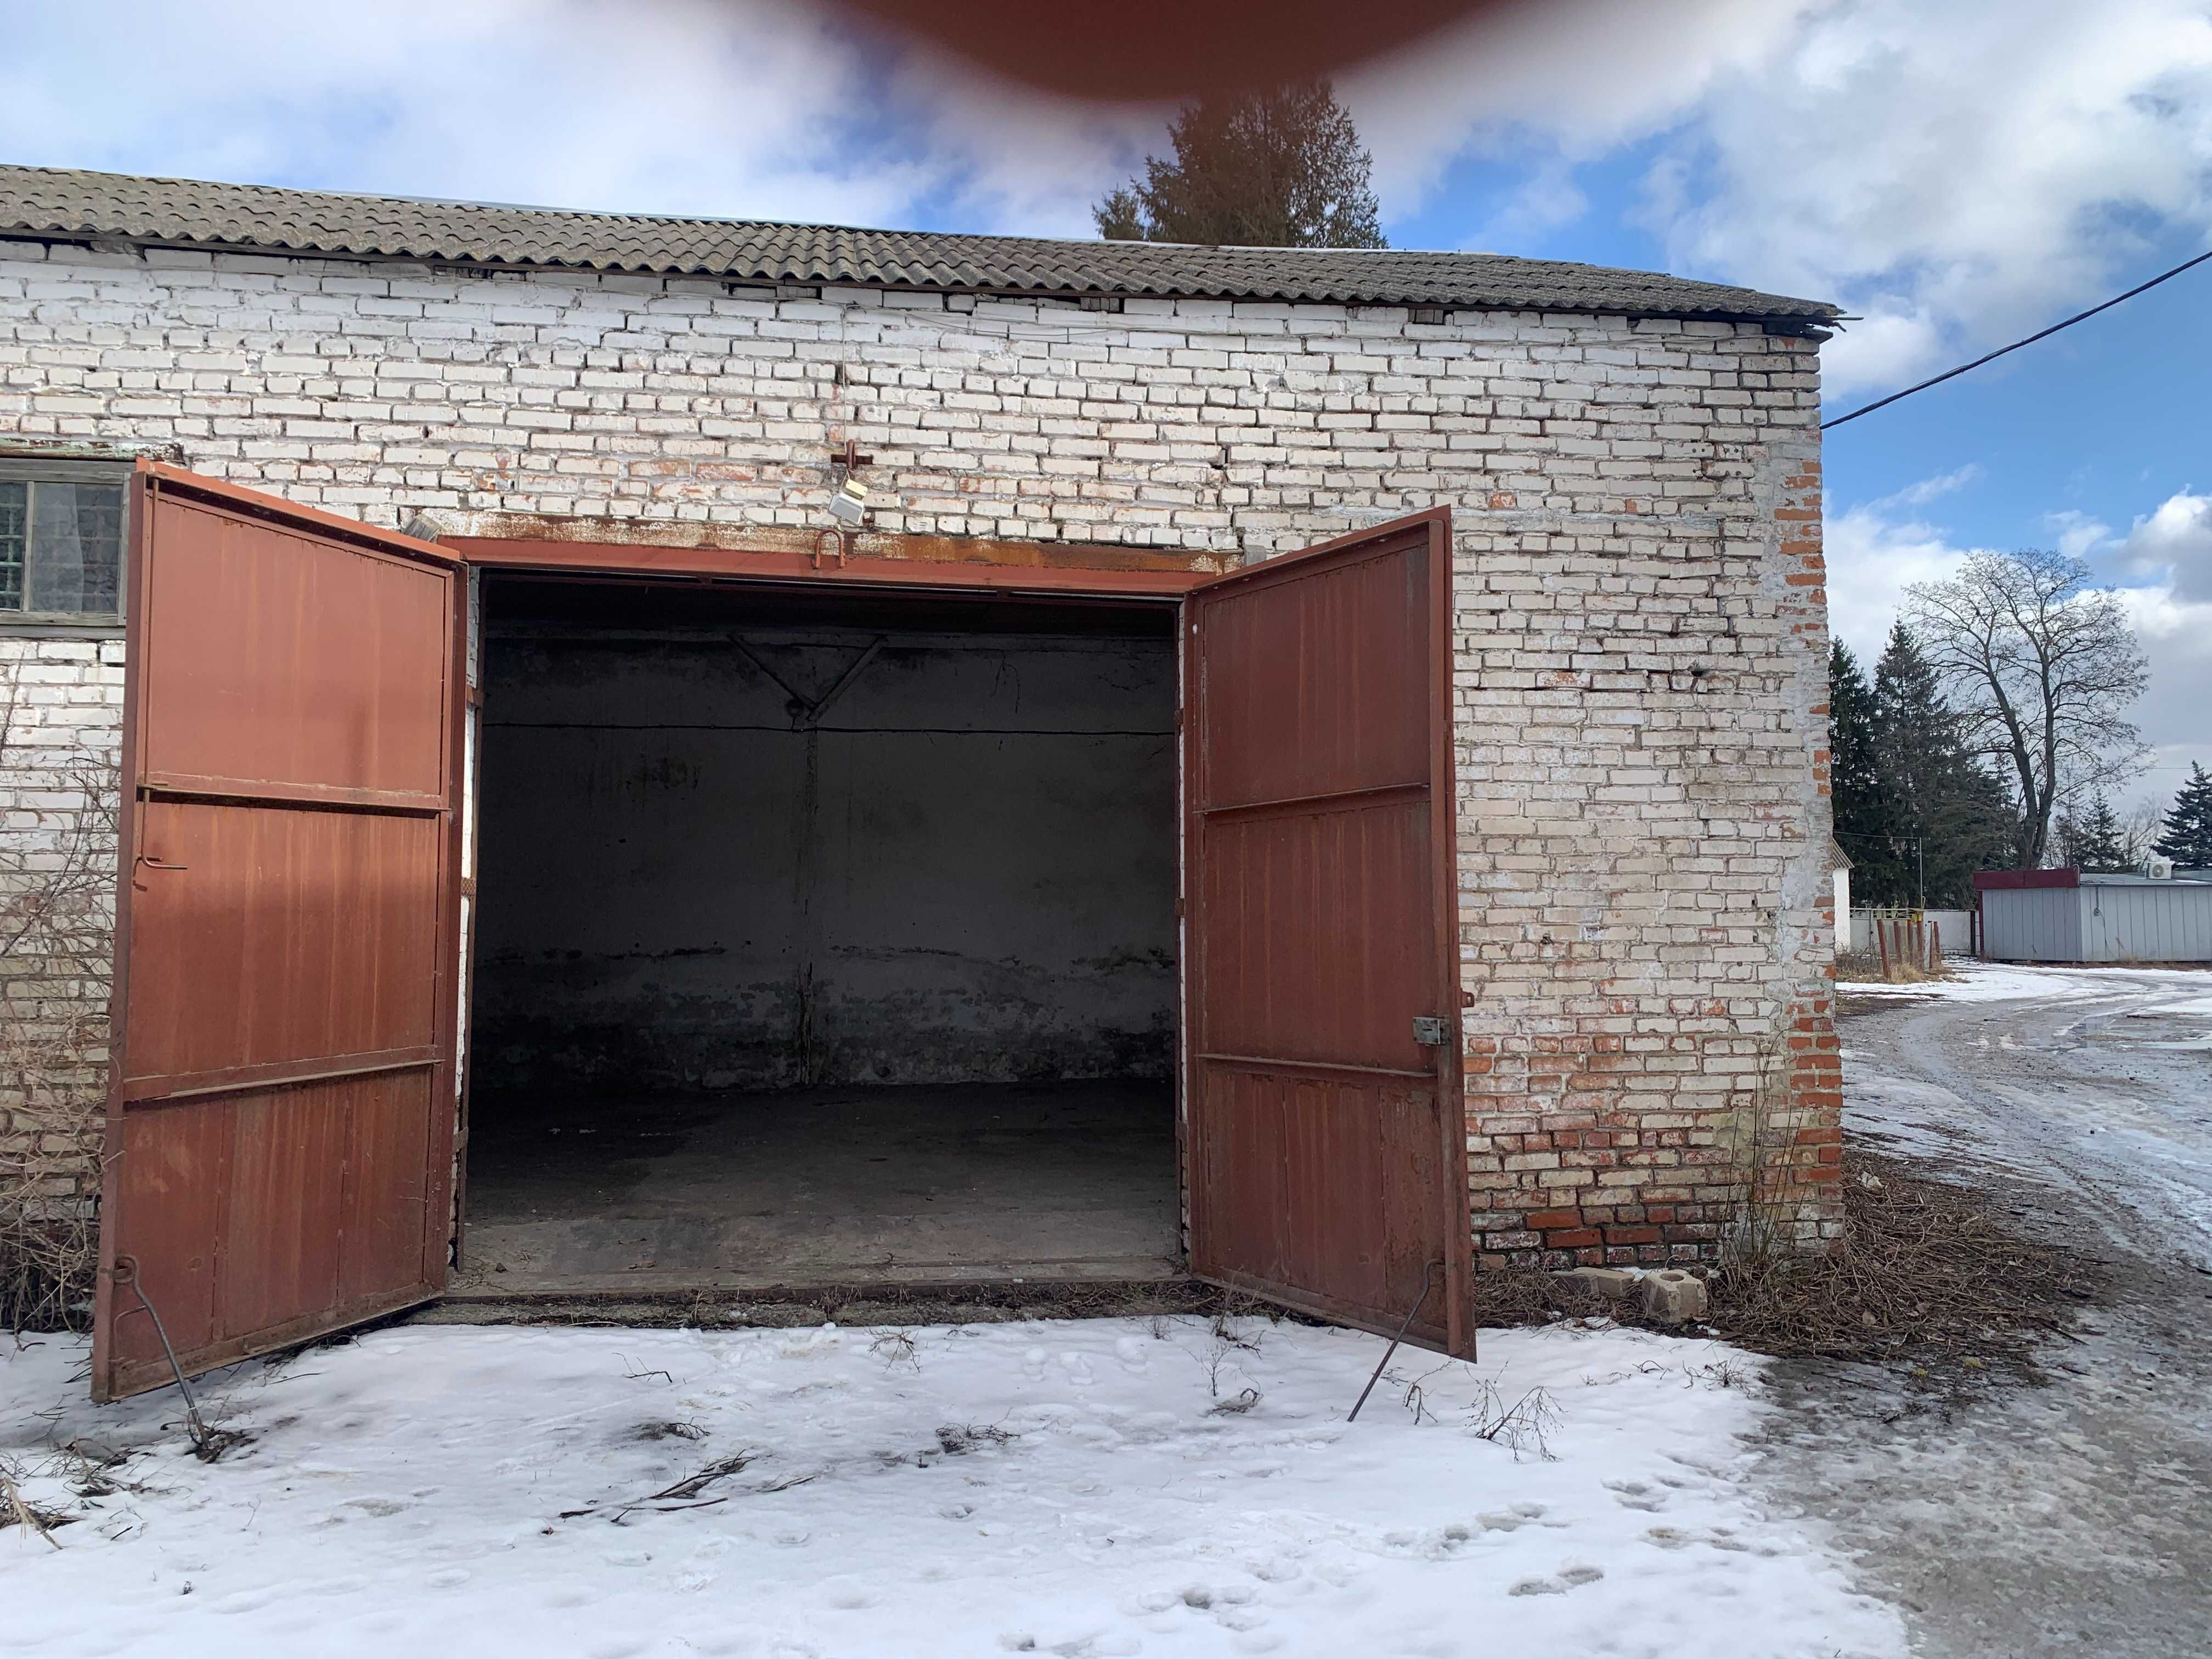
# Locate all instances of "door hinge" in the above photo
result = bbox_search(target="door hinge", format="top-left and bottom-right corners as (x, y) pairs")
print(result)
(1412, 1015), (1452, 1047)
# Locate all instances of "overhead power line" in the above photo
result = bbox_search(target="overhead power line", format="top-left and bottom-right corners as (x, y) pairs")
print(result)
(1820, 247), (2212, 430)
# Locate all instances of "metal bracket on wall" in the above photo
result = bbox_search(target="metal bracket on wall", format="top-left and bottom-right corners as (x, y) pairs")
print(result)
(791, 636), (888, 731)
(1412, 1015), (1452, 1047)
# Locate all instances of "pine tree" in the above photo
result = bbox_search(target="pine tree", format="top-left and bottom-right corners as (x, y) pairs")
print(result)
(2153, 763), (2212, 867)
(1827, 642), (1902, 901)
(2059, 792), (2132, 871)
(1094, 79), (1385, 249)
(1871, 624), (2015, 904)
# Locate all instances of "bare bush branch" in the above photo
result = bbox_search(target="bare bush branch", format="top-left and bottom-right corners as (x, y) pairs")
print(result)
(0, 662), (120, 1333)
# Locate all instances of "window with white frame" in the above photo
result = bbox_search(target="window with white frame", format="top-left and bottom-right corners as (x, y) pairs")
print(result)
(0, 458), (130, 628)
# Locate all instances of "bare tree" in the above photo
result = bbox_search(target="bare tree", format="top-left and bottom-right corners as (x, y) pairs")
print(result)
(2120, 792), (2171, 868)
(1903, 549), (2148, 869)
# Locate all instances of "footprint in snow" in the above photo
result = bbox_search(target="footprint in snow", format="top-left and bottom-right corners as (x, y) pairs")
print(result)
(425, 1568), (472, 1590)
(1508, 1564), (1605, 1596)
(682, 1635), (756, 1658)
(1606, 1479), (1666, 1513)
(1113, 1336), (1150, 1372)
(1407, 1522), (1481, 1559)
(207, 1586), (286, 1616)
(1059, 1352), (1096, 1385)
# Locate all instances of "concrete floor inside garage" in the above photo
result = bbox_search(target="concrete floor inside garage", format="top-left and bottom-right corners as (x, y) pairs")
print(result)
(456, 575), (1183, 1296)
(455, 1081), (1180, 1294)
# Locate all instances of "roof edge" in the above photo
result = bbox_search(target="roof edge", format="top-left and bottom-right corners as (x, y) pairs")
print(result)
(0, 228), (1835, 326)
(0, 162), (1844, 325)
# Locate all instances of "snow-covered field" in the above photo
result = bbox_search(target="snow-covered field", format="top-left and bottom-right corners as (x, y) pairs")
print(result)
(2, 1318), (1904, 1658)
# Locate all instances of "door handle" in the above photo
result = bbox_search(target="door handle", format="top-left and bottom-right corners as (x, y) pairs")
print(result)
(132, 854), (189, 891)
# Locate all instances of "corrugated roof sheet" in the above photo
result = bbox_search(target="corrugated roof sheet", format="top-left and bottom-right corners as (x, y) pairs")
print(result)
(0, 164), (1840, 324)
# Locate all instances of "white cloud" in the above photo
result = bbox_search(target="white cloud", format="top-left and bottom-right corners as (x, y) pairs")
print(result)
(2045, 509), (2115, 562)
(2115, 582), (2212, 797)
(1869, 464), (1982, 513)
(1829, 487), (2212, 800)
(1337, 0), (1801, 214)
(1640, 0), (2212, 393)
(1821, 500), (1971, 663)
(0, 0), (1145, 234)
(2038, 489), (2212, 602)
(9, 0), (2207, 396)
(1351, 1), (2212, 398)
(2121, 490), (2212, 600)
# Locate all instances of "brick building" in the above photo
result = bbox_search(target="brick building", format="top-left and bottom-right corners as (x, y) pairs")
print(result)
(0, 166), (1843, 1399)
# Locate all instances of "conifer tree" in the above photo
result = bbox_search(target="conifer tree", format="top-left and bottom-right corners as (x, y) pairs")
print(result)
(2152, 763), (2212, 867)
(1870, 624), (2014, 905)
(1827, 641), (1901, 900)
(2057, 792), (2132, 871)
(1096, 79), (1385, 249)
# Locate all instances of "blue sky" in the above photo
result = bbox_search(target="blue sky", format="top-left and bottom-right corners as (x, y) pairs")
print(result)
(4, 0), (2209, 810)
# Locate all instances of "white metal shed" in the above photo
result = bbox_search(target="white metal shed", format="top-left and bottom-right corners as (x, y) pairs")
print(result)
(1976, 870), (2212, 963)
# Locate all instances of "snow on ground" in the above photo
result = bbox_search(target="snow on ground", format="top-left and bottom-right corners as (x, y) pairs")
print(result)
(1837, 961), (2211, 1004)
(1838, 963), (2212, 1265)
(1779, 967), (2212, 1656)
(1, 1318), (1904, 1659)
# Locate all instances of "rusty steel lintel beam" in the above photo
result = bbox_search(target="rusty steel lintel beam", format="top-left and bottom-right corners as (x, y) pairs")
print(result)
(448, 522), (1221, 596)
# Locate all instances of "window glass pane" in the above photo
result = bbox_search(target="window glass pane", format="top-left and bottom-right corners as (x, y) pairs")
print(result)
(0, 483), (23, 610)
(27, 482), (124, 616)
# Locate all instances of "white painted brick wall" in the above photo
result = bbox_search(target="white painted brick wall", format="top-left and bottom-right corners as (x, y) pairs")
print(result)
(0, 239), (1841, 1259)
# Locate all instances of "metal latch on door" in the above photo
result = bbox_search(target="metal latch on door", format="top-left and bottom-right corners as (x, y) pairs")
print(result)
(1412, 1016), (1452, 1047)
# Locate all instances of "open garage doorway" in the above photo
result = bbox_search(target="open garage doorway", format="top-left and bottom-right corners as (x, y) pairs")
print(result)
(92, 475), (1469, 1401)
(460, 575), (1183, 1294)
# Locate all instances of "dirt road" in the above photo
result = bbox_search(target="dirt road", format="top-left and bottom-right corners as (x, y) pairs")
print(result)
(1758, 968), (2212, 1657)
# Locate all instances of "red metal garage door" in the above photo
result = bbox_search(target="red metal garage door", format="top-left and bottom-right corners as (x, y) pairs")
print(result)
(1182, 509), (1471, 1355)
(92, 464), (466, 1402)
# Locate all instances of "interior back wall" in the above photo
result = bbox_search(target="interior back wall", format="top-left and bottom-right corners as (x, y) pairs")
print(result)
(473, 618), (1176, 1092)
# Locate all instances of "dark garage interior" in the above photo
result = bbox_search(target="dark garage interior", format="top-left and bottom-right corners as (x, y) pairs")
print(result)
(460, 575), (1182, 1292)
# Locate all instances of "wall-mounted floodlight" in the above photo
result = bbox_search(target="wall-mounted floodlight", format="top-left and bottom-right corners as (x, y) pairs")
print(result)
(826, 477), (870, 526)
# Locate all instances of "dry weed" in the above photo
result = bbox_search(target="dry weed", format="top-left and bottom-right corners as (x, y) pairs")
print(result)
(1706, 1148), (2104, 1381)
(1463, 1144), (2102, 1390)
(869, 1329), (920, 1370)
(1466, 1379), (1559, 1460)
(0, 673), (118, 1334)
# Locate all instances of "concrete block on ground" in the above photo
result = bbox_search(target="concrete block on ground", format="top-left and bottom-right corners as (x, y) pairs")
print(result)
(1558, 1267), (1640, 1300)
(1640, 1268), (1708, 1323)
